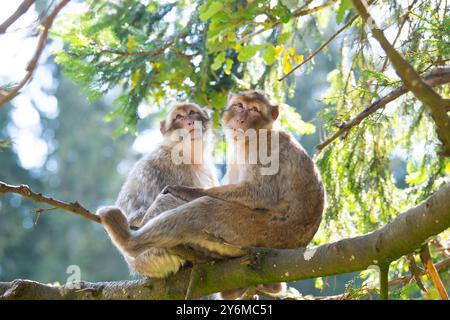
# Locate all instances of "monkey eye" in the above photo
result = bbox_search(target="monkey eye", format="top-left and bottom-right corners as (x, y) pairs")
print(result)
(234, 103), (243, 110)
(251, 106), (259, 112)
(189, 110), (197, 115)
(175, 114), (183, 120)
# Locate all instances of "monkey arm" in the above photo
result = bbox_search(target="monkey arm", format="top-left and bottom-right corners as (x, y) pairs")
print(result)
(165, 180), (278, 210)
(119, 196), (262, 258)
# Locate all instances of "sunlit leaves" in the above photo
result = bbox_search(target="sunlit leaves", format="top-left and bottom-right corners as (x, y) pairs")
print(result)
(279, 103), (315, 135)
(281, 47), (303, 74)
(237, 44), (266, 62)
(336, 0), (353, 24)
(211, 52), (225, 71)
(199, 1), (224, 21)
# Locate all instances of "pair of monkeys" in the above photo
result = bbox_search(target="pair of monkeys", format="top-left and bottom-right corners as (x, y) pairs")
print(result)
(97, 90), (325, 299)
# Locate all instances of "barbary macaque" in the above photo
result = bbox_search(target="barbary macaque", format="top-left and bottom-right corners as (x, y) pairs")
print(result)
(98, 102), (218, 278)
(99, 91), (325, 294)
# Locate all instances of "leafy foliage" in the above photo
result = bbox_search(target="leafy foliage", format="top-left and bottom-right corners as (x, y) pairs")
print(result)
(7, 0), (448, 297)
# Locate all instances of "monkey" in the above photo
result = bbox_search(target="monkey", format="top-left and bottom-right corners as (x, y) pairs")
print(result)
(98, 90), (325, 296)
(98, 102), (219, 278)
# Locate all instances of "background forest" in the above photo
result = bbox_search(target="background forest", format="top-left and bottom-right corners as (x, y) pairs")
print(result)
(0, 0), (448, 299)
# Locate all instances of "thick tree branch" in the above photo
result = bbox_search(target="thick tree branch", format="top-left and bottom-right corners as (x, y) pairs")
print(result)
(1, 182), (449, 300)
(351, 0), (450, 155)
(0, 0), (35, 34)
(0, 181), (100, 224)
(316, 67), (450, 151)
(0, 0), (70, 107)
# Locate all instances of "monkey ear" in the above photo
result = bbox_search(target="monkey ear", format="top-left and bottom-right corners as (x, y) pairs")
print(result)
(160, 120), (167, 135)
(271, 105), (279, 121)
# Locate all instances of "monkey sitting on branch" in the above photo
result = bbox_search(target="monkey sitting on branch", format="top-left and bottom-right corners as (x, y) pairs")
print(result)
(98, 91), (325, 297)
(98, 102), (219, 278)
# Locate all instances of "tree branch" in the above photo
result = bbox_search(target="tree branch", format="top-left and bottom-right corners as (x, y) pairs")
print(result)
(316, 67), (450, 152)
(351, 0), (450, 155)
(239, 0), (337, 44)
(388, 257), (450, 288)
(99, 38), (177, 57)
(0, 181), (100, 224)
(1, 182), (449, 300)
(0, 0), (70, 107)
(318, 257), (450, 300)
(420, 244), (449, 300)
(278, 15), (358, 81)
(0, 0), (35, 34)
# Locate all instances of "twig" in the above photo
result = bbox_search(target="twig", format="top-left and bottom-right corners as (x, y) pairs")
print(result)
(278, 15), (358, 81)
(379, 0), (418, 72)
(184, 265), (198, 300)
(100, 38), (177, 57)
(388, 257), (450, 288)
(0, 181), (100, 224)
(239, 0), (337, 44)
(406, 254), (427, 292)
(0, 0), (71, 107)
(420, 244), (449, 300)
(351, 0), (450, 155)
(316, 67), (450, 152)
(319, 256), (450, 300)
(34, 207), (58, 225)
(0, 0), (35, 34)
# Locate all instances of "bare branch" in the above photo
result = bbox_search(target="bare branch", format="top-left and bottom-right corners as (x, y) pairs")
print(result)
(279, 15), (358, 81)
(292, 0), (338, 17)
(1, 182), (449, 300)
(351, 0), (450, 155)
(406, 254), (427, 292)
(0, 0), (35, 34)
(316, 67), (450, 152)
(318, 257), (450, 300)
(0, 0), (70, 107)
(0, 181), (100, 224)
(388, 257), (450, 288)
(239, 0), (337, 44)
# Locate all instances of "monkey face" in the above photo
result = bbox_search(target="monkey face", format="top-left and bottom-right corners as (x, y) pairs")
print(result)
(160, 103), (211, 139)
(222, 91), (279, 132)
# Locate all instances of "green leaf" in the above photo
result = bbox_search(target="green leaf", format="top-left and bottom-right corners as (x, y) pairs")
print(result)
(211, 52), (225, 70)
(336, 0), (352, 24)
(237, 44), (265, 62)
(262, 44), (277, 65)
(224, 58), (233, 75)
(274, 3), (291, 23)
(199, 2), (224, 21)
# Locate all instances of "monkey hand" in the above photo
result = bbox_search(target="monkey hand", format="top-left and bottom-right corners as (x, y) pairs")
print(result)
(161, 185), (207, 201)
